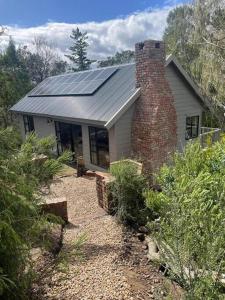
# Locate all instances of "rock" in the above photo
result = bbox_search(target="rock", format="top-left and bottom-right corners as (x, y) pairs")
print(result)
(138, 226), (150, 234)
(137, 233), (145, 242)
(48, 224), (63, 255)
(146, 237), (160, 262)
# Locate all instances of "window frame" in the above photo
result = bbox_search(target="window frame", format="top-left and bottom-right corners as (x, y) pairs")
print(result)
(185, 115), (199, 140)
(88, 126), (109, 169)
(23, 115), (34, 134)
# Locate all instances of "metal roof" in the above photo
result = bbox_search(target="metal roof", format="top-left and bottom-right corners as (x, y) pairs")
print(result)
(10, 63), (138, 127)
(10, 57), (208, 128)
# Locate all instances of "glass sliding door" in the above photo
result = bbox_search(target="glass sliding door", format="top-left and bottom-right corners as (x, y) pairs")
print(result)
(55, 121), (83, 161)
(89, 127), (109, 169)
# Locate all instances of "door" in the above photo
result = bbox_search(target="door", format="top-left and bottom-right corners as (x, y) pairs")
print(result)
(55, 121), (83, 161)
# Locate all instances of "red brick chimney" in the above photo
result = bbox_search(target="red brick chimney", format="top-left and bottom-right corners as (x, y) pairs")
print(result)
(131, 40), (177, 177)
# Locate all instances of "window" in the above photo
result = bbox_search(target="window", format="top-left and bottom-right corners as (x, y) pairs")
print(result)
(89, 127), (109, 169)
(185, 116), (199, 140)
(23, 115), (34, 134)
(55, 121), (83, 161)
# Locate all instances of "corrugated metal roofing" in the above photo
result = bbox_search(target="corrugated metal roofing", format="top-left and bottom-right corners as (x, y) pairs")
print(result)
(10, 64), (137, 125)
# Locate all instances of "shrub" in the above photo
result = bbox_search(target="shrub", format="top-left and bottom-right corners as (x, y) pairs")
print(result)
(110, 160), (149, 225)
(145, 137), (225, 299)
(0, 129), (70, 299)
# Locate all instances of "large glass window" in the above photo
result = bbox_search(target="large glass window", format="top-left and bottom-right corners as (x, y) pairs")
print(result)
(89, 127), (109, 169)
(55, 121), (83, 161)
(185, 116), (199, 140)
(23, 115), (34, 134)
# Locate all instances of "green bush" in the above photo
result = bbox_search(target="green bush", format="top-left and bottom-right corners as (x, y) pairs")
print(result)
(110, 160), (149, 225)
(145, 137), (225, 299)
(0, 129), (70, 299)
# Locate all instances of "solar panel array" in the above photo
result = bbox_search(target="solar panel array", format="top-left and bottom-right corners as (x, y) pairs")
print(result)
(29, 67), (118, 97)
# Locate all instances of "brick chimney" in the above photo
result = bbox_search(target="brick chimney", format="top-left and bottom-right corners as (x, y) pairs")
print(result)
(131, 40), (177, 177)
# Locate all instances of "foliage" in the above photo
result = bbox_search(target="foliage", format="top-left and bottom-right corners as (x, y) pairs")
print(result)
(55, 233), (87, 274)
(0, 39), (32, 127)
(65, 27), (94, 72)
(0, 37), (67, 128)
(98, 50), (134, 67)
(110, 161), (149, 225)
(164, 0), (225, 127)
(0, 128), (70, 299)
(18, 36), (68, 84)
(145, 137), (225, 299)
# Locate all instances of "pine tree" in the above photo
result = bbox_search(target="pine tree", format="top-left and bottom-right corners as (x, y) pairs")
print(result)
(65, 27), (94, 72)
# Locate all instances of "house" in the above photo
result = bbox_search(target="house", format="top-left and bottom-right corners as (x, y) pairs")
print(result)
(10, 40), (210, 174)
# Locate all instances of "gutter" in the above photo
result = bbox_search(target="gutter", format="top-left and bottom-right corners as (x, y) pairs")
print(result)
(105, 88), (141, 129)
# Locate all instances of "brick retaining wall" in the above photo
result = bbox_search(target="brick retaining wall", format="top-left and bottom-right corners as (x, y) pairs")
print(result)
(95, 172), (114, 214)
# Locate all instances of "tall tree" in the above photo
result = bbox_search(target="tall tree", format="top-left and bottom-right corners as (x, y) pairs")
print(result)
(18, 37), (68, 84)
(163, 5), (197, 75)
(163, 0), (225, 126)
(65, 27), (94, 72)
(98, 50), (135, 68)
(0, 39), (32, 127)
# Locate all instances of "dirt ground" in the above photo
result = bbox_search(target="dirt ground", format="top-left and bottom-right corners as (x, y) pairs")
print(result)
(31, 173), (176, 300)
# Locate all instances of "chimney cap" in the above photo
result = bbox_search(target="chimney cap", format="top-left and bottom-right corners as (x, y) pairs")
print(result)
(135, 39), (165, 61)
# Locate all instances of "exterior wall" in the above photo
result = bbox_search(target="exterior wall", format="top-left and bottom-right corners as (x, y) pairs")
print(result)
(166, 64), (204, 151)
(17, 114), (56, 142)
(17, 114), (107, 171)
(17, 114), (26, 141)
(108, 125), (117, 162)
(114, 104), (135, 160)
(33, 116), (56, 139)
(18, 114), (57, 153)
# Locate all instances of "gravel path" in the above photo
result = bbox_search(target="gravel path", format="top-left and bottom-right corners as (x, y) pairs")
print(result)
(33, 174), (167, 300)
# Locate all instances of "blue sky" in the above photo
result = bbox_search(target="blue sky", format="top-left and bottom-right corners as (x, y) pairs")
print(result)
(0, 0), (187, 59)
(0, 0), (185, 26)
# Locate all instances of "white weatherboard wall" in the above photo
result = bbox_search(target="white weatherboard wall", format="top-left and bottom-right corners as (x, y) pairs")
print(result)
(108, 125), (117, 162)
(33, 116), (55, 139)
(17, 114), (56, 141)
(113, 104), (135, 160)
(166, 64), (204, 151)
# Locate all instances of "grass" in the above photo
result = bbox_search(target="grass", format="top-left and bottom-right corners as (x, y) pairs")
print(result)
(57, 164), (77, 177)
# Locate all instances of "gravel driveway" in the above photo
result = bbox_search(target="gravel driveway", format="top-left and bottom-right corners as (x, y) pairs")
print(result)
(33, 174), (167, 300)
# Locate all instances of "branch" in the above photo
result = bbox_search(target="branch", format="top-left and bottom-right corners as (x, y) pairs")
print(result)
(202, 36), (225, 50)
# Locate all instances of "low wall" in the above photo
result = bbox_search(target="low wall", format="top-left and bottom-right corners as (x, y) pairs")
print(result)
(41, 197), (68, 222)
(95, 172), (114, 214)
(93, 159), (143, 214)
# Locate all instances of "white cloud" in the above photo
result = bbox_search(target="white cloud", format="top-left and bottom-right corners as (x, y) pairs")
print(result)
(0, 6), (173, 60)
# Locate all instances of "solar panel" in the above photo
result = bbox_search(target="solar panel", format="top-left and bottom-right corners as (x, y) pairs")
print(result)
(29, 67), (118, 97)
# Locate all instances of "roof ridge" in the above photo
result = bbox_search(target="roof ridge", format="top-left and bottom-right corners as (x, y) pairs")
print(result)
(48, 62), (135, 79)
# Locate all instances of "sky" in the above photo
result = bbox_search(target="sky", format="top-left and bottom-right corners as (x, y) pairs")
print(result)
(0, 0), (187, 59)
